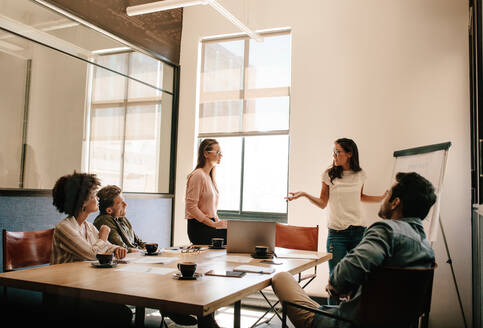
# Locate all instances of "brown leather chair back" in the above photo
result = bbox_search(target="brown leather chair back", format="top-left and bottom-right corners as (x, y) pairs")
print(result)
(357, 264), (436, 327)
(275, 223), (318, 251)
(3, 228), (54, 272)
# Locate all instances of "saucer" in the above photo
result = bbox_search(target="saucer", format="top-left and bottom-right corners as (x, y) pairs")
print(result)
(143, 250), (160, 256)
(209, 245), (226, 249)
(91, 262), (118, 268)
(172, 272), (202, 280)
(250, 252), (274, 259)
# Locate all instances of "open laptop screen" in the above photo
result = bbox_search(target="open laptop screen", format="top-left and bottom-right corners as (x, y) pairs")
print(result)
(226, 220), (276, 253)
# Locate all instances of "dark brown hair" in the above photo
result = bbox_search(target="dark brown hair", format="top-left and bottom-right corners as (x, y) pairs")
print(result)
(191, 138), (219, 191)
(390, 172), (436, 220)
(52, 171), (101, 217)
(328, 138), (362, 183)
(97, 185), (122, 215)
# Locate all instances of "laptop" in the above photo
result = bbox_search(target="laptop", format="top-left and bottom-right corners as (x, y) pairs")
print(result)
(226, 220), (276, 253)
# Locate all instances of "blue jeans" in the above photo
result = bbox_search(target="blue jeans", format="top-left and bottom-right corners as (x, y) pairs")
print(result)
(326, 225), (366, 276)
(326, 225), (365, 305)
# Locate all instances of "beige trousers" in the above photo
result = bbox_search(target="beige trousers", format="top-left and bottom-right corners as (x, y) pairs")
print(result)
(271, 271), (321, 328)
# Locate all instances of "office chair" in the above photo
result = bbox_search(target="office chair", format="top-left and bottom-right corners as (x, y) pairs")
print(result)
(2, 228), (55, 324)
(282, 264), (437, 328)
(3, 228), (54, 272)
(251, 224), (319, 327)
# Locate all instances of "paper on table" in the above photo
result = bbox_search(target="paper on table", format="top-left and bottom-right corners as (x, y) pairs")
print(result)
(205, 252), (225, 259)
(132, 257), (176, 264)
(225, 255), (252, 263)
(116, 266), (176, 275)
(233, 265), (274, 274)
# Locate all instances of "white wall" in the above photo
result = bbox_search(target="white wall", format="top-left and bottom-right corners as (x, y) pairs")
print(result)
(23, 43), (86, 188)
(174, 1), (471, 326)
(0, 52), (27, 188)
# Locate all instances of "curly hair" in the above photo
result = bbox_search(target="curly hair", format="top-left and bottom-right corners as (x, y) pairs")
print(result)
(52, 171), (101, 217)
(390, 172), (436, 220)
(328, 138), (362, 184)
(97, 185), (122, 215)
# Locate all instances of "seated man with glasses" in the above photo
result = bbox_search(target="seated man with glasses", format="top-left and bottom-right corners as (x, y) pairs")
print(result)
(272, 172), (436, 328)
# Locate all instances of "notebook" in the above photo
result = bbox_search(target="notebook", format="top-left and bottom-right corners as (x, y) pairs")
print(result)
(205, 270), (246, 278)
(233, 265), (275, 274)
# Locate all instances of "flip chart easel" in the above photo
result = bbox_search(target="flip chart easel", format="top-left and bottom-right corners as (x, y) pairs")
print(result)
(392, 141), (467, 328)
(392, 142), (450, 242)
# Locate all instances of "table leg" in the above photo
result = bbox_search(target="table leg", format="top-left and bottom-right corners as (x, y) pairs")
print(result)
(234, 300), (241, 328)
(135, 306), (145, 328)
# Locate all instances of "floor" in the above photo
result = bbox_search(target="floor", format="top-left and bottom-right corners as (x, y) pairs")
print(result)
(139, 306), (295, 328)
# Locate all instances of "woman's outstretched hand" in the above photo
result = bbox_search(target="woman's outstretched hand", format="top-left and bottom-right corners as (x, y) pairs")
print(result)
(285, 191), (305, 201)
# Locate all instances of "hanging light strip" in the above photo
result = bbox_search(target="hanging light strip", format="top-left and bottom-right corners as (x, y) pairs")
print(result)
(126, 0), (263, 42)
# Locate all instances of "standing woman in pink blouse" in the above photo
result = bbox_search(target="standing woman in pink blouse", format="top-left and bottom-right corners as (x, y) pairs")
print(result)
(186, 138), (228, 245)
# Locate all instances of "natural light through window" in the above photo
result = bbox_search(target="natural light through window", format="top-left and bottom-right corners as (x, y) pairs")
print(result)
(86, 52), (174, 192)
(199, 31), (291, 221)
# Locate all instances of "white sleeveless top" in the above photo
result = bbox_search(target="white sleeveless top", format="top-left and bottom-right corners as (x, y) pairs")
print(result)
(322, 169), (367, 230)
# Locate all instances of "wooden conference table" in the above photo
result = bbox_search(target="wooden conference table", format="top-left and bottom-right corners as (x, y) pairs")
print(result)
(0, 247), (331, 327)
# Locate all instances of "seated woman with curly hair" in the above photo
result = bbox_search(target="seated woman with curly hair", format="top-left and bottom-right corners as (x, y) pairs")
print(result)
(48, 171), (132, 328)
(51, 171), (127, 263)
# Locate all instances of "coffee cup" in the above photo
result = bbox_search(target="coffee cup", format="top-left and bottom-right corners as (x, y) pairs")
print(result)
(177, 262), (197, 277)
(255, 245), (268, 257)
(211, 238), (224, 248)
(145, 243), (158, 254)
(96, 253), (113, 265)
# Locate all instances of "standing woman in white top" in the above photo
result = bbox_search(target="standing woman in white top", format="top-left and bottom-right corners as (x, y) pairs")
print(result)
(286, 138), (386, 276)
(186, 138), (228, 245)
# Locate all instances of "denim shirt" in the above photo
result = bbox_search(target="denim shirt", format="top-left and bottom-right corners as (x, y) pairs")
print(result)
(313, 217), (435, 328)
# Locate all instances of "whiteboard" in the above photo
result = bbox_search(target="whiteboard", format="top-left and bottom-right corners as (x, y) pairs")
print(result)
(391, 142), (451, 241)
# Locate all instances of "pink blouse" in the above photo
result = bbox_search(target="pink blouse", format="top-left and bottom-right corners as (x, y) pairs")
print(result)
(185, 168), (219, 220)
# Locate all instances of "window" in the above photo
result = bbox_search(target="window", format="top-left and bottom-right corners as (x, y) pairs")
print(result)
(85, 52), (175, 193)
(199, 31), (291, 221)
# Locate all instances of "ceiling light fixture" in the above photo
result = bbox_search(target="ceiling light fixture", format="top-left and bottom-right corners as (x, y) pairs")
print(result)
(91, 46), (131, 55)
(126, 0), (263, 42)
(126, 0), (208, 15)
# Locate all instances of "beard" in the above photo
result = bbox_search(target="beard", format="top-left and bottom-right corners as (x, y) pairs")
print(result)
(378, 205), (390, 220)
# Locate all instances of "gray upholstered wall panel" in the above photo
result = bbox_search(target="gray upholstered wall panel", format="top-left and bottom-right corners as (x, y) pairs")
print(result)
(0, 193), (172, 272)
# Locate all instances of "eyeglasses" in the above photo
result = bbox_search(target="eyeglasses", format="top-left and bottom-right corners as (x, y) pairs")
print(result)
(207, 150), (223, 156)
(181, 245), (201, 254)
(333, 150), (345, 156)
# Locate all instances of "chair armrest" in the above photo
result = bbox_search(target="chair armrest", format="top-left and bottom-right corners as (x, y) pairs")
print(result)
(283, 301), (355, 325)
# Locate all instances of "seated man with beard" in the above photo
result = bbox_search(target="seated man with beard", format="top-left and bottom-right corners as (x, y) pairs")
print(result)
(272, 172), (436, 328)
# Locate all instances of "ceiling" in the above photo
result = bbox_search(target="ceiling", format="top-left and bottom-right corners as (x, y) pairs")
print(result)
(42, 0), (183, 65)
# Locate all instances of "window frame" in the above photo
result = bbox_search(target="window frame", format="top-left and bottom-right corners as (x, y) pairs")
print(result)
(85, 50), (179, 194)
(199, 30), (291, 223)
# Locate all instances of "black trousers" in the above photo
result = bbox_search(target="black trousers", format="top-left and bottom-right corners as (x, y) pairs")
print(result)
(187, 218), (227, 245)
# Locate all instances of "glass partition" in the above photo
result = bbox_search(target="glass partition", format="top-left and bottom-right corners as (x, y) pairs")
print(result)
(0, 0), (177, 193)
